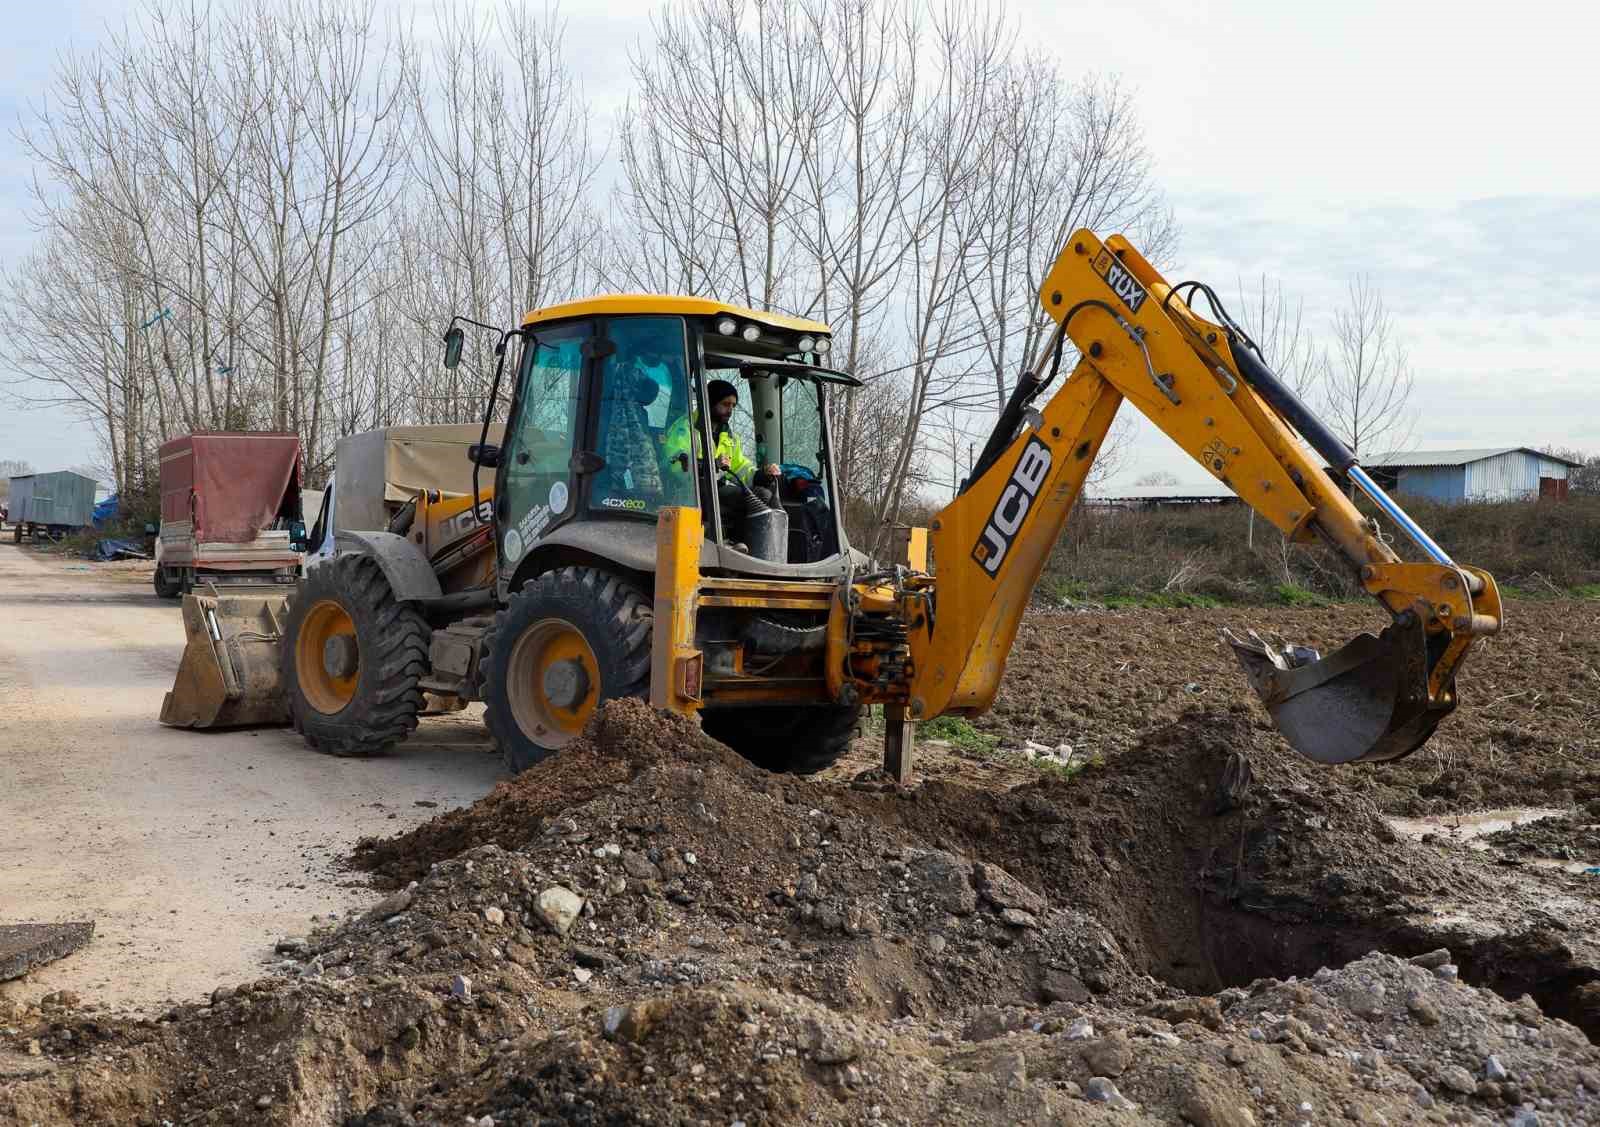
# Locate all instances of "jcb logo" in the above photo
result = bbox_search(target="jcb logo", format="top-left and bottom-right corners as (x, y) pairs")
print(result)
(445, 502), (494, 539)
(1092, 249), (1147, 314)
(971, 438), (1052, 578)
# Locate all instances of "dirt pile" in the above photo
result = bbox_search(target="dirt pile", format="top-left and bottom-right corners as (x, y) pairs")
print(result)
(5, 697), (1598, 1125)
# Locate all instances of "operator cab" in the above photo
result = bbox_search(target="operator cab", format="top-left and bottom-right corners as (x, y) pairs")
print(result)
(465, 296), (859, 592)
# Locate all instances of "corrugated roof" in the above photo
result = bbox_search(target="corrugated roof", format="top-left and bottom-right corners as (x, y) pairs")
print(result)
(1362, 446), (1583, 469)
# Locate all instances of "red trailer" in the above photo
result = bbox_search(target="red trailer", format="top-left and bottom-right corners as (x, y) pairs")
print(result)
(155, 432), (304, 598)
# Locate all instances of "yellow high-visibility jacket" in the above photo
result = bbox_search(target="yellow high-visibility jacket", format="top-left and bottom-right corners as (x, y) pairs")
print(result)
(663, 416), (754, 483)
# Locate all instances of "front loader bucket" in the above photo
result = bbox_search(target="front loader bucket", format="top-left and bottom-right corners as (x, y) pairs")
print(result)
(1224, 617), (1449, 766)
(160, 589), (292, 729)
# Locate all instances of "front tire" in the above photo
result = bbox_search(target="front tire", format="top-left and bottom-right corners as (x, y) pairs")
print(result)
(481, 567), (652, 773)
(153, 567), (182, 599)
(702, 703), (862, 774)
(280, 553), (429, 757)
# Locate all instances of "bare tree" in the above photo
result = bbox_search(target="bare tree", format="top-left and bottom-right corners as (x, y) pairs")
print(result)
(965, 70), (1172, 414)
(867, 2), (1010, 550)
(4, 0), (1174, 525)
(1135, 470), (1179, 486)
(1321, 277), (1414, 458)
(1232, 275), (1318, 399)
(401, 0), (600, 429)
(1541, 446), (1600, 494)
(619, 0), (830, 312)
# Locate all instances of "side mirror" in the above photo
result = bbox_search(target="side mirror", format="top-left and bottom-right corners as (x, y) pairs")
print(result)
(288, 520), (308, 551)
(442, 325), (465, 370)
(468, 443), (500, 468)
(143, 522), (157, 535)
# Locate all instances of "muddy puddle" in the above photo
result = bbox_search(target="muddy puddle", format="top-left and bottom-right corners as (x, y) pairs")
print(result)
(1388, 807), (1600, 874)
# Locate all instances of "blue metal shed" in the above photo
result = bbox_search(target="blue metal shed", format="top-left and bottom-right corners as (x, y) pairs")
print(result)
(8, 470), (99, 528)
(1363, 447), (1580, 503)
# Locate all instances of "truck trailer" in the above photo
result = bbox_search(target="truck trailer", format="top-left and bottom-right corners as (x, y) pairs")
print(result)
(8, 470), (98, 542)
(154, 432), (304, 597)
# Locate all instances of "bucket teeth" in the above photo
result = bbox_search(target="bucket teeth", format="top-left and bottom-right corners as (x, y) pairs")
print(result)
(1223, 618), (1449, 766)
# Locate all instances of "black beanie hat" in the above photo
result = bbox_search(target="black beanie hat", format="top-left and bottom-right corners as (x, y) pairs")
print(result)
(707, 379), (738, 405)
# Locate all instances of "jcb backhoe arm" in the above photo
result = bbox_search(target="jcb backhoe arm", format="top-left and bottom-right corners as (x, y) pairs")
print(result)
(900, 229), (1501, 766)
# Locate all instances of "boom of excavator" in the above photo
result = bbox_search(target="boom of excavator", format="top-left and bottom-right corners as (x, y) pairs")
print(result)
(655, 228), (1502, 767)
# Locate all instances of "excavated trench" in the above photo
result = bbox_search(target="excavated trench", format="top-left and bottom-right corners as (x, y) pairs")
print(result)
(847, 705), (1600, 1041)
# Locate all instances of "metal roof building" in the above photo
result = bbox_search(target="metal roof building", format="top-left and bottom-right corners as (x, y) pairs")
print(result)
(7, 470), (99, 528)
(1360, 447), (1580, 503)
(1087, 483), (1240, 509)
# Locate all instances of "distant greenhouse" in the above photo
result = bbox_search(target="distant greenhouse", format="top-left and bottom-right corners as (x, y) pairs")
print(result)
(1360, 447), (1580, 503)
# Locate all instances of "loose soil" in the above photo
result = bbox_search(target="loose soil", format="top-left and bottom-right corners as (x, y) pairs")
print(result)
(976, 598), (1600, 816)
(6, 690), (1598, 1126)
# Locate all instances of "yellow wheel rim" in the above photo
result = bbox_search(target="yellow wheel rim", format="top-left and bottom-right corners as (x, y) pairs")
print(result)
(296, 599), (359, 715)
(505, 618), (600, 750)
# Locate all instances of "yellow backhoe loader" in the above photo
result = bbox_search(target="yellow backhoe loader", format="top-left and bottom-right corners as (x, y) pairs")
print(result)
(163, 230), (1501, 774)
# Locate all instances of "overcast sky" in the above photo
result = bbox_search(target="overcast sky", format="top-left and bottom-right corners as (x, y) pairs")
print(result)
(3, 0), (1597, 487)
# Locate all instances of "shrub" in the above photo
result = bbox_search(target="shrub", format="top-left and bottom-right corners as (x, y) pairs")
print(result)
(1041, 494), (1600, 606)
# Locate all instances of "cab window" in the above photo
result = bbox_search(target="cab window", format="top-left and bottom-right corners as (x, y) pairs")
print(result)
(779, 375), (826, 481)
(593, 316), (697, 515)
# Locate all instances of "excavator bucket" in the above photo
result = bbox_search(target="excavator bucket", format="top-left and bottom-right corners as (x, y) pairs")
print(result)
(1225, 617), (1450, 766)
(160, 588), (292, 729)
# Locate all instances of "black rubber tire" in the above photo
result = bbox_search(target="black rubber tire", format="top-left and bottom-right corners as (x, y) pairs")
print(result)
(280, 553), (430, 757)
(482, 566), (652, 774)
(12, 525), (21, 543)
(153, 567), (182, 599)
(702, 702), (862, 774)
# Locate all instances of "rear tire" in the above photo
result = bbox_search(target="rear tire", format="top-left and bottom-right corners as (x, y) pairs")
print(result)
(702, 703), (862, 774)
(482, 567), (652, 774)
(153, 567), (182, 599)
(280, 553), (429, 757)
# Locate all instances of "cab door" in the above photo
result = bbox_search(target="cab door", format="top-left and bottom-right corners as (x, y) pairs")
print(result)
(496, 319), (591, 568)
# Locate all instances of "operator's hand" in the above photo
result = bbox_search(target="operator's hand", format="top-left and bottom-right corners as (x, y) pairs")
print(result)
(715, 454), (731, 471)
(763, 463), (781, 479)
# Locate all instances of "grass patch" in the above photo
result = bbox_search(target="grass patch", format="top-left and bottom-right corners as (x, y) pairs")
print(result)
(1272, 583), (1329, 607)
(917, 714), (1001, 756)
(1022, 750), (1104, 782)
(1574, 584), (1600, 600)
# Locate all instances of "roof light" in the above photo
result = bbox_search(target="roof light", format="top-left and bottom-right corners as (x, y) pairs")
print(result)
(797, 335), (815, 353)
(715, 317), (737, 336)
(814, 337), (831, 356)
(740, 324), (761, 342)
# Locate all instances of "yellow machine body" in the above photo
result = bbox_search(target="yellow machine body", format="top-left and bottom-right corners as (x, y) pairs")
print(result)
(167, 255), (1501, 774)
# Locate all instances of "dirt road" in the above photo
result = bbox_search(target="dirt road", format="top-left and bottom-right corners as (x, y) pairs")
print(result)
(0, 541), (503, 1014)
